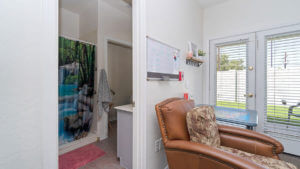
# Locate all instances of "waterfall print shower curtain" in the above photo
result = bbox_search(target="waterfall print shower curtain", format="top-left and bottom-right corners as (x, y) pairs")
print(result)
(59, 37), (95, 145)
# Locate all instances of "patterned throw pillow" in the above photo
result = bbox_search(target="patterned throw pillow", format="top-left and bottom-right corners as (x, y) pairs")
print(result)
(186, 106), (221, 147)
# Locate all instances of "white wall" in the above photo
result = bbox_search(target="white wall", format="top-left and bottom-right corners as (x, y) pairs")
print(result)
(0, 0), (58, 168)
(59, 8), (80, 38)
(97, 0), (132, 140)
(59, 7), (97, 44)
(79, 2), (98, 44)
(80, 30), (98, 44)
(145, 0), (203, 168)
(203, 0), (300, 103)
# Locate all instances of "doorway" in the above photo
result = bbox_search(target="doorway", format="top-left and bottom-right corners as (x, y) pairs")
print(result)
(209, 24), (300, 156)
(107, 41), (133, 121)
(209, 33), (256, 110)
(58, 0), (134, 168)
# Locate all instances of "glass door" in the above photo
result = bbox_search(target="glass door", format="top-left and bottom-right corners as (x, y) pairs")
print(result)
(257, 24), (300, 156)
(210, 33), (256, 111)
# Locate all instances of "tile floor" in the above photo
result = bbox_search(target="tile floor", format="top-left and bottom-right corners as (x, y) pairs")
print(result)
(79, 121), (124, 169)
(280, 153), (300, 168)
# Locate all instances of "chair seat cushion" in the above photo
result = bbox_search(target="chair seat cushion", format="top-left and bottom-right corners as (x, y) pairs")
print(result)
(219, 146), (297, 169)
(186, 106), (221, 147)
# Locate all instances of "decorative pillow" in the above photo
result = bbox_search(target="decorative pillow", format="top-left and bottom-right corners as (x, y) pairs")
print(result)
(186, 106), (221, 147)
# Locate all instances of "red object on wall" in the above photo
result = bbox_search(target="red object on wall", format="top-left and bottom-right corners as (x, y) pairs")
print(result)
(179, 71), (184, 81)
(184, 93), (189, 100)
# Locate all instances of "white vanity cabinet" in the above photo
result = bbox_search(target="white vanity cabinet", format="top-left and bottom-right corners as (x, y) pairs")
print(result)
(115, 104), (133, 169)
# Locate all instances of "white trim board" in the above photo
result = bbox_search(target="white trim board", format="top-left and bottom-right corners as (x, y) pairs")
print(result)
(132, 0), (147, 168)
(59, 133), (98, 155)
(41, 0), (59, 168)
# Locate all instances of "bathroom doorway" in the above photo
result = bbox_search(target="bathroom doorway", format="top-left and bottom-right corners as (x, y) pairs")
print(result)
(107, 40), (133, 121)
(58, 0), (133, 168)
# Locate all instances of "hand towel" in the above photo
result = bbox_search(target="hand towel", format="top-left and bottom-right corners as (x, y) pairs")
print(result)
(97, 69), (112, 117)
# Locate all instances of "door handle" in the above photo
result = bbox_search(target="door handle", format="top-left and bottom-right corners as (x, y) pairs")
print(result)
(244, 93), (254, 98)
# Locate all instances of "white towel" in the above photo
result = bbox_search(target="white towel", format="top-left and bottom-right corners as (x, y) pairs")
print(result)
(97, 69), (112, 117)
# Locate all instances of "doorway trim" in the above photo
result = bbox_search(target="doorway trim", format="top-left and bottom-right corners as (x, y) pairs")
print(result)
(132, 0), (147, 168)
(41, 0), (58, 168)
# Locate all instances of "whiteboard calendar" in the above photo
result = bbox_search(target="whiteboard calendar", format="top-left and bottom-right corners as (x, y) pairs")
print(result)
(147, 37), (180, 79)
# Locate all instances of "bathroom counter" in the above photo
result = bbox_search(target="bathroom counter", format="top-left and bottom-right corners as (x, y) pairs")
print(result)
(115, 104), (133, 113)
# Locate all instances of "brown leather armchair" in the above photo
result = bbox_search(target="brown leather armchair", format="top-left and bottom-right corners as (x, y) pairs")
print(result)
(155, 98), (285, 169)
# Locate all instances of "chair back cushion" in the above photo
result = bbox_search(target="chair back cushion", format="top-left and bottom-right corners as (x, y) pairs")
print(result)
(186, 106), (221, 147)
(157, 99), (195, 141)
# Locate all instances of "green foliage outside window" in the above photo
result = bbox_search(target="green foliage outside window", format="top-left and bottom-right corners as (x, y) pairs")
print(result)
(217, 55), (244, 71)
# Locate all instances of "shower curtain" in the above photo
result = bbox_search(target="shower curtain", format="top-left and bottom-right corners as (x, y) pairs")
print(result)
(59, 37), (96, 145)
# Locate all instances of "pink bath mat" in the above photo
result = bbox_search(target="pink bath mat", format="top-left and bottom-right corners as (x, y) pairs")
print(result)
(59, 144), (106, 169)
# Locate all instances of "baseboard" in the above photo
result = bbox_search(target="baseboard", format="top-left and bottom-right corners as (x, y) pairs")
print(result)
(59, 133), (98, 155)
(100, 135), (108, 141)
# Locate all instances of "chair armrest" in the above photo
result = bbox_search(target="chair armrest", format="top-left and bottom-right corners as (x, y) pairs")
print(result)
(218, 125), (283, 159)
(165, 140), (264, 169)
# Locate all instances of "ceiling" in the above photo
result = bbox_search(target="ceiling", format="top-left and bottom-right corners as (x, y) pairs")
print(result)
(60, 0), (226, 14)
(197, 0), (228, 8)
(60, 0), (131, 15)
(60, 0), (98, 15)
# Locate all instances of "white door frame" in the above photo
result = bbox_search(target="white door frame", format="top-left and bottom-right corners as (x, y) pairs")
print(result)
(132, 0), (147, 168)
(42, 0), (59, 168)
(209, 33), (256, 110)
(41, 0), (148, 168)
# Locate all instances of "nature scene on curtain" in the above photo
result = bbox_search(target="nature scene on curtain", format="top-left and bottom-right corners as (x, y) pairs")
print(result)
(59, 37), (95, 145)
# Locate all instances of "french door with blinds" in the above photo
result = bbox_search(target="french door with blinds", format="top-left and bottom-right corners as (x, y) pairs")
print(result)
(209, 33), (256, 111)
(210, 25), (300, 155)
(257, 24), (300, 155)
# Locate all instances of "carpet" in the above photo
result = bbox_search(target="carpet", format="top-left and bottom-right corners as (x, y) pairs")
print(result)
(59, 144), (106, 169)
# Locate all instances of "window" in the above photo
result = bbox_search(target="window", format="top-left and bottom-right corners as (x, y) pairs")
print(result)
(264, 33), (300, 140)
(216, 42), (247, 109)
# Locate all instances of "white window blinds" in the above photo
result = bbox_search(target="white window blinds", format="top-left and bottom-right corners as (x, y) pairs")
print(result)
(216, 42), (247, 109)
(264, 33), (300, 140)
